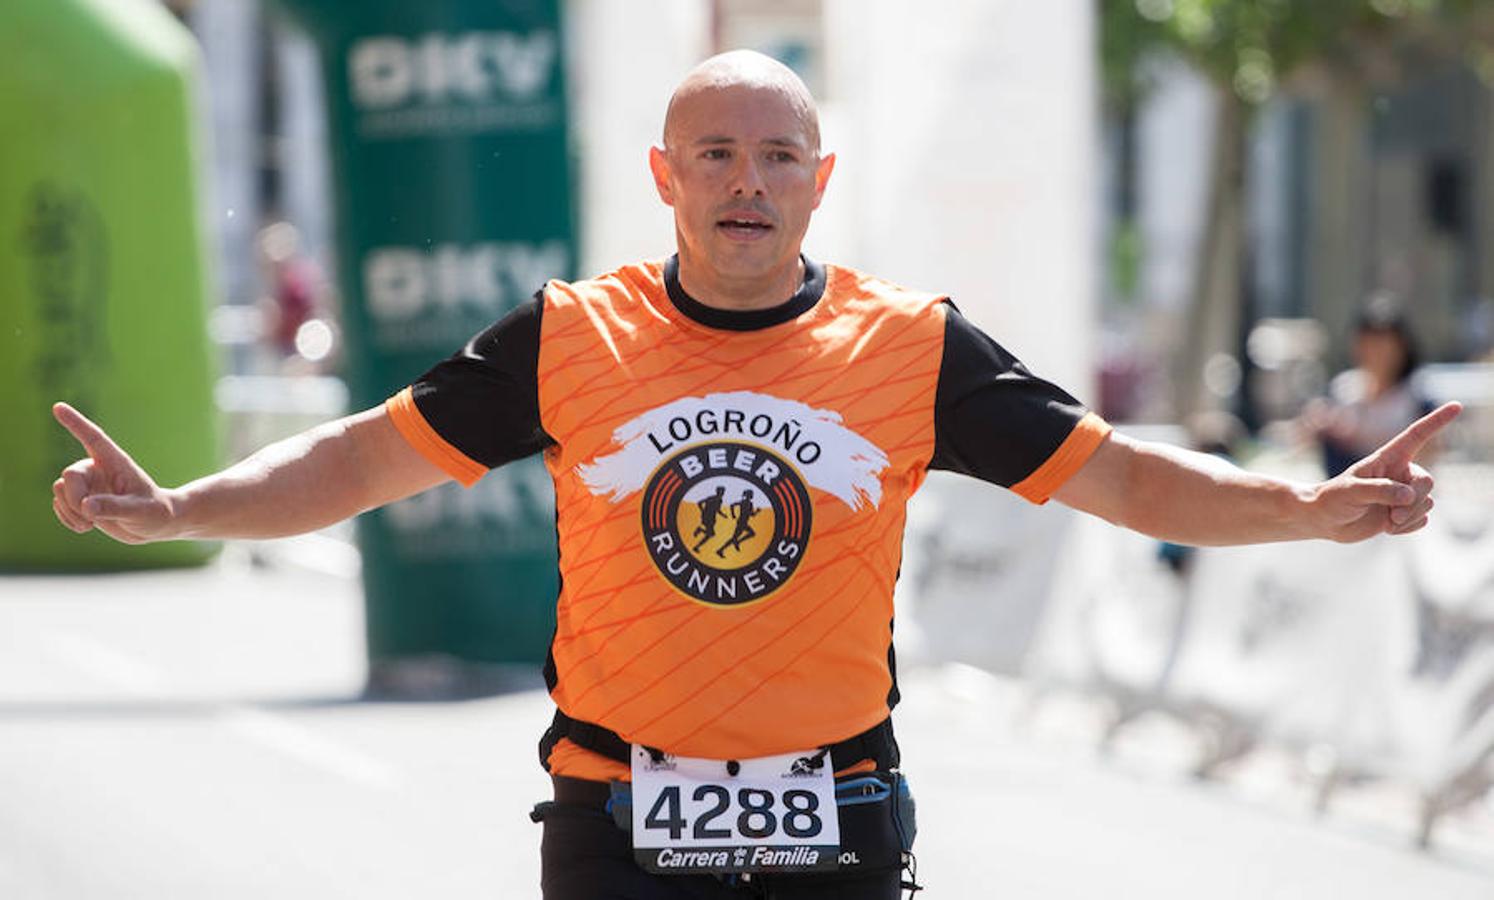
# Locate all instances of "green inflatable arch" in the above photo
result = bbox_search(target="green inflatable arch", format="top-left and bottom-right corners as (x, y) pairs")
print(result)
(0, 0), (219, 570)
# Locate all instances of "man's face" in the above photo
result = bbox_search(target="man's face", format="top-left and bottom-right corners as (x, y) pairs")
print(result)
(650, 83), (834, 289)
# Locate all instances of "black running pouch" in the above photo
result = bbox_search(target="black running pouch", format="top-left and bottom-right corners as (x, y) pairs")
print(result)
(831, 771), (917, 873)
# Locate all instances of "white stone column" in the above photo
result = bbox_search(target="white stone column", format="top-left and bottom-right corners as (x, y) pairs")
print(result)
(564, 0), (711, 275)
(823, 0), (1097, 395)
(816, 0), (1099, 674)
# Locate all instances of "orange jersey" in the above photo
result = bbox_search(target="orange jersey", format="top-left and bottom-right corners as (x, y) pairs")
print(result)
(388, 257), (1109, 782)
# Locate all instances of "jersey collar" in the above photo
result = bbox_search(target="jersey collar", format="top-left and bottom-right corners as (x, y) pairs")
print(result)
(663, 255), (826, 332)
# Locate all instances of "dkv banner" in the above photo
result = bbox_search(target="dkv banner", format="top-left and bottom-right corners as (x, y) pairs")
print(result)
(277, 0), (573, 671)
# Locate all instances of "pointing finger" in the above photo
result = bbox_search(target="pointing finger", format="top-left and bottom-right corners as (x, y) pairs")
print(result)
(52, 403), (130, 467)
(1375, 402), (1462, 465)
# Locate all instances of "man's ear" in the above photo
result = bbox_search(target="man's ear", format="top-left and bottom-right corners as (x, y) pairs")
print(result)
(811, 152), (836, 210)
(649, 145), (674, 206)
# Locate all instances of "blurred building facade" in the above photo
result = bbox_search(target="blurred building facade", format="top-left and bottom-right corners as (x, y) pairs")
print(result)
(1101, 41), (1494, 426)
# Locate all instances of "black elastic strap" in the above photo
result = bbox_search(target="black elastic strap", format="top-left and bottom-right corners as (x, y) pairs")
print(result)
(539, 708), (900, 773)
(828, 717), (901, 771)
(539, 709), (634, 769)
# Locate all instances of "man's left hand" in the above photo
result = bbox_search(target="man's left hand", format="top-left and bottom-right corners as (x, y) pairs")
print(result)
(1310, 402), (1462, 542)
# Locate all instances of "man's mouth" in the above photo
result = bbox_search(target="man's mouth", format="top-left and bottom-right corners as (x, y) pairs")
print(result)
(716, 214), (774, 238)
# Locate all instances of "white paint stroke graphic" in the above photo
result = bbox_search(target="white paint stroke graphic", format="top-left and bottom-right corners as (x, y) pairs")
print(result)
(577, 391), (889, 511)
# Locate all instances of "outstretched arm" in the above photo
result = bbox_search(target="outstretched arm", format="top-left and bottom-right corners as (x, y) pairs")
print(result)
(50, 402), (449, 544)
(1053, 402), (1461, 546)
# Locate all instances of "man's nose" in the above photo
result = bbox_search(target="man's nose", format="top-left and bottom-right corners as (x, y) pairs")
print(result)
(729, 155), (767, 196)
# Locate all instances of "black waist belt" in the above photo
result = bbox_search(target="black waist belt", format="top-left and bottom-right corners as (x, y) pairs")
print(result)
(538, 708), (900, 775)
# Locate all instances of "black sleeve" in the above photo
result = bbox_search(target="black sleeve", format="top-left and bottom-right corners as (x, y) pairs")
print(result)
(407, 293), (556, 468)
(929, 302), (1093, 487)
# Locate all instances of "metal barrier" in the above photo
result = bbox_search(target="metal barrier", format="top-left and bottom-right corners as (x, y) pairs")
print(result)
(1023, 470), (1494, 849)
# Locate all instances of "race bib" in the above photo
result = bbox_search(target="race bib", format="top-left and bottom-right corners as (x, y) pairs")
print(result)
(630, 745), (840, 875)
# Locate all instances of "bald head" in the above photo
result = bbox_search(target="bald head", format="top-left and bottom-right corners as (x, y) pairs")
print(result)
(663, 50), (821, 155)
(648, 50), (836, 311)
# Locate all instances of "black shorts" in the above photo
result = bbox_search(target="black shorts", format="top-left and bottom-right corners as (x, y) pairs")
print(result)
(534, 773), (916, 900)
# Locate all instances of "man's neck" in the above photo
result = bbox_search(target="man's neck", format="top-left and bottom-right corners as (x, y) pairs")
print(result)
(675, 251), (805, 312)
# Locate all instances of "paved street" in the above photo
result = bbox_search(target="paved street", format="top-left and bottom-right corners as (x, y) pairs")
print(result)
(2, 546), (1491, 898)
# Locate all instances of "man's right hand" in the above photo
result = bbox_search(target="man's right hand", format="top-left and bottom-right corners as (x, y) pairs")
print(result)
(51, 402), (180, 544)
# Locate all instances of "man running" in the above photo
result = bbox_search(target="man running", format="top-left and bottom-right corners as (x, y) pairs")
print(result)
(693, 485), (730, 553)
(717, 488), (758, 559)
(50, 50), (1458, 900)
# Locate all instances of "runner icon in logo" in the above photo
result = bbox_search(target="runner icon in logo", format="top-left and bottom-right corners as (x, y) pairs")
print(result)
(692, 485), (729, 553)
(717, 489), (759, 559)
(640, 441), (812, 606)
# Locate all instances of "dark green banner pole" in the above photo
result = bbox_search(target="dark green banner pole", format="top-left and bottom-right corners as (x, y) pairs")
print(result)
(276, 0), (572, 680)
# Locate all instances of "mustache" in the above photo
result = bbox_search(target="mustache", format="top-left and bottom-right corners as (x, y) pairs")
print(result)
(713, 202), (777, 223)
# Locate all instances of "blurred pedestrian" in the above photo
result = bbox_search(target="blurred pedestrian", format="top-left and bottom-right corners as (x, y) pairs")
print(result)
(256, 221), (328, 364)
(1303, 294), (1433, 477)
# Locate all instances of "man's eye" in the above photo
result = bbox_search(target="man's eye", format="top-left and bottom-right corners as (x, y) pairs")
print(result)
(702, 148), (731, 160)
(768, 151), (797, 163)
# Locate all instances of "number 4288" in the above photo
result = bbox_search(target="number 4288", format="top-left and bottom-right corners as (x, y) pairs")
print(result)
(643, 785), (824, 841)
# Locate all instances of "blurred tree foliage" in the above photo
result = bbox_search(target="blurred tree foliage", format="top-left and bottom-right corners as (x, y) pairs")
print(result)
(1098, 0), (1494, 419)
(1102, 0), (1493, 109)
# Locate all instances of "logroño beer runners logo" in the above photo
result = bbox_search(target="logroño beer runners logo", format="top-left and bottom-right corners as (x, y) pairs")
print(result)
(576, 392), (889, 607)
(640, 441), (811, 605)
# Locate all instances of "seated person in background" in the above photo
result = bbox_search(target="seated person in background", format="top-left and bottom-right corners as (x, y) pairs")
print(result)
(1304, 294), (1433, 477)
